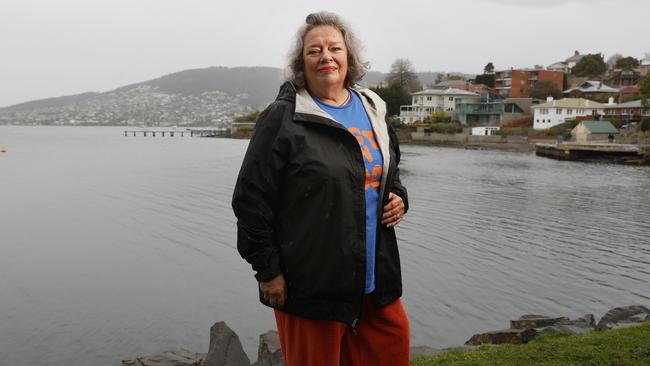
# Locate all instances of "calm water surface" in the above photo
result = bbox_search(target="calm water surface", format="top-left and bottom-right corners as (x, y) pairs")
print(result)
(1, 126), (649, 365)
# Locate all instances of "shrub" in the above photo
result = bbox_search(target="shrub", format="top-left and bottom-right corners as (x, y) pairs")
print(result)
(425, 122), (463, 134)
(641, 117), (650, 132)
(424, 111), (452, 124)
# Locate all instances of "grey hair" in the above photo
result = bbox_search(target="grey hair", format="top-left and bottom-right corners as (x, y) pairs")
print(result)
(286, 11), (370, 88)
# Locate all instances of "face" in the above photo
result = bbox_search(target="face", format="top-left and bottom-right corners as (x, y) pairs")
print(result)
(302, 25), (349, 91)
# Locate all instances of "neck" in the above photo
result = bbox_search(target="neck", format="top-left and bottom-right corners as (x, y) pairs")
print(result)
(311, 86), (349, 106)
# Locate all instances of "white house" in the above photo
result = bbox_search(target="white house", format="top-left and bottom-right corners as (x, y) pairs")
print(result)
(532, 97), (605, 130)
(399, 88), (479, 124)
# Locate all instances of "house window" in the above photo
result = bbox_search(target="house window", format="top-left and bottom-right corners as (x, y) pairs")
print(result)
(567, 109), (573, 115)
(540, 108), (548, 115)
(449, 97), (454, 101)
(427, 96), (432, 101)
(536, 119), (540, 123)
(556, 108), (562, 114)
(577, 108), (585, 114)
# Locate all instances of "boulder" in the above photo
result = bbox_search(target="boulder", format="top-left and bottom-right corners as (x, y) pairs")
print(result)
(533, 314), (597, 335)
(121, 349), (204, 366)
(596, 305), (650, 331)
(465, 328), (537, 346)
(511, 316), (569, 329)
(559, 313), (596, 328)
(252, 330), (284, 366)
(205, 322), (250, 366)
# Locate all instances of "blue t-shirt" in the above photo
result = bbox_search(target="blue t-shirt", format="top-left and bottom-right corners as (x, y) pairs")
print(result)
(313, 90), (383, 294)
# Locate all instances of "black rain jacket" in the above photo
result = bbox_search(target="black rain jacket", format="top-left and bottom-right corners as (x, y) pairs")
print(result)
(232, 81), (408, 324)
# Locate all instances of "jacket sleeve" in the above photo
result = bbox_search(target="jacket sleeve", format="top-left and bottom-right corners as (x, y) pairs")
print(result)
(387, 120), (409, 214)
(232, 102), (289, 282)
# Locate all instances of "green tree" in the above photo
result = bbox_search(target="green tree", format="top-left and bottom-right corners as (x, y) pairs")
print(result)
(641, 72), (650, 107)
(615, 56), (640, 69)
(529, 80), (563, 100)
(371, 84), (411, 117)
(475, 73), (495, 88)
(386, 58), (422, 93)
(572, 53), (607, 77)
(483, 62), (495, 74)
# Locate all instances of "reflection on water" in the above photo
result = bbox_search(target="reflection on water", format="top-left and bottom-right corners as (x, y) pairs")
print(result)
(1, 127), (649, 365)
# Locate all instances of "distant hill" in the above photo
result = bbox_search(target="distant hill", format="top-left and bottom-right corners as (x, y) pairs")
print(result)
(3, 92), (101, 112)
(115, 66), (284, 107)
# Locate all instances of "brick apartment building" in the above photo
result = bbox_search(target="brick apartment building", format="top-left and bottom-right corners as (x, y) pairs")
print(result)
(494, 69), (564, 98)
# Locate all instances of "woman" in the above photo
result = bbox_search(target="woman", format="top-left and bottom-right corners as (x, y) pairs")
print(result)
(232, 12), (409, 366)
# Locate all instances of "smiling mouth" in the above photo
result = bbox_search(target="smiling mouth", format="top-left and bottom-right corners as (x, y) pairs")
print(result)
(319, 67), (337, 73)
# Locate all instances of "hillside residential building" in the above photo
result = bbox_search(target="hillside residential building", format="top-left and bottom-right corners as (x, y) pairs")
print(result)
(610, 69), (642, 87)
(532, 97), (605, 130)
(604, 100), (650, 122)
(398, 88), (478, 123)
(571, 121), (619, 143)
(432, 80), (491, 93)
(547, 51), (585, 74)
(494, 69), (564, 98)
(563, 80), (619, 98)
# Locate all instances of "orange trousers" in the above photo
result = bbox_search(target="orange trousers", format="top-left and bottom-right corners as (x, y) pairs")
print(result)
(274, 295), (410, 366)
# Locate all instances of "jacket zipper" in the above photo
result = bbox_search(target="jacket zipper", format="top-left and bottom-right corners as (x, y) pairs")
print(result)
(295, 114), (369, 330)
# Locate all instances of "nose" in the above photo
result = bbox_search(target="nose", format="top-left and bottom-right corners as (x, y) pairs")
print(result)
(319, 50), (333, 63)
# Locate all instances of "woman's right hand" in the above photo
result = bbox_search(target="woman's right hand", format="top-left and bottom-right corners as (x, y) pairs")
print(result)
(260, 274), (287, 309)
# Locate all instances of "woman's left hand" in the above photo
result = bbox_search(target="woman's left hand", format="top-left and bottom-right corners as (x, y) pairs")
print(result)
(381, 192), (405, 228)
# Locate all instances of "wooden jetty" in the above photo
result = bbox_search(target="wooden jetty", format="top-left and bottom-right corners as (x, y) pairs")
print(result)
(123, 129), (228, 137)
(536, 142), (648, 165)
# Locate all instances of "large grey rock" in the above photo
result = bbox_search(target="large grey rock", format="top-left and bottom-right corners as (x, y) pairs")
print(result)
(534, 314), (596, 335)
(511, 316), (569, 329)
(465, 328), (537, 346)
(205, 322), (250, 366)
(559, 314), (596, 328)
(596, 305), (650, 331)
(121, 349), (205, 366)
(252, 330), (283, 366)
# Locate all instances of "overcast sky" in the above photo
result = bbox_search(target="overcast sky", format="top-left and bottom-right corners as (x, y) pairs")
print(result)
(1, 0), (649, 107)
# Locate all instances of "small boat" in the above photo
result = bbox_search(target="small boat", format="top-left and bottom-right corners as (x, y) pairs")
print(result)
(0, 147), (7, 153)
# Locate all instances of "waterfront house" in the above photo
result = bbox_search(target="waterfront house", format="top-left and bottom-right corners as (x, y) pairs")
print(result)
(456, 92), (530, 125)
(563, 80), (619, 99)
(494, 69), (564, 98)
(604, 100), (650, 122)
(398, 88), (478, 124)
(532, 97), (605, 130)
(571, 121), (619, 143)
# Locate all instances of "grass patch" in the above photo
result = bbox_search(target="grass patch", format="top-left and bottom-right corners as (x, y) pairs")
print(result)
(411, 322), (650, 366)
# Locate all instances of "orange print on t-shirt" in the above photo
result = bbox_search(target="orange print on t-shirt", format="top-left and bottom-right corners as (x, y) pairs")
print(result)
(348, 127), (382, 192)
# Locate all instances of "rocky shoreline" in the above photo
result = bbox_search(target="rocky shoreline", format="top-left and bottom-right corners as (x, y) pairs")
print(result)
(122, 305), (650, 366)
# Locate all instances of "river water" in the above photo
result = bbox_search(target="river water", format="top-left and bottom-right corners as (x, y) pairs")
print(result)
(1, 126), (649, 365)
